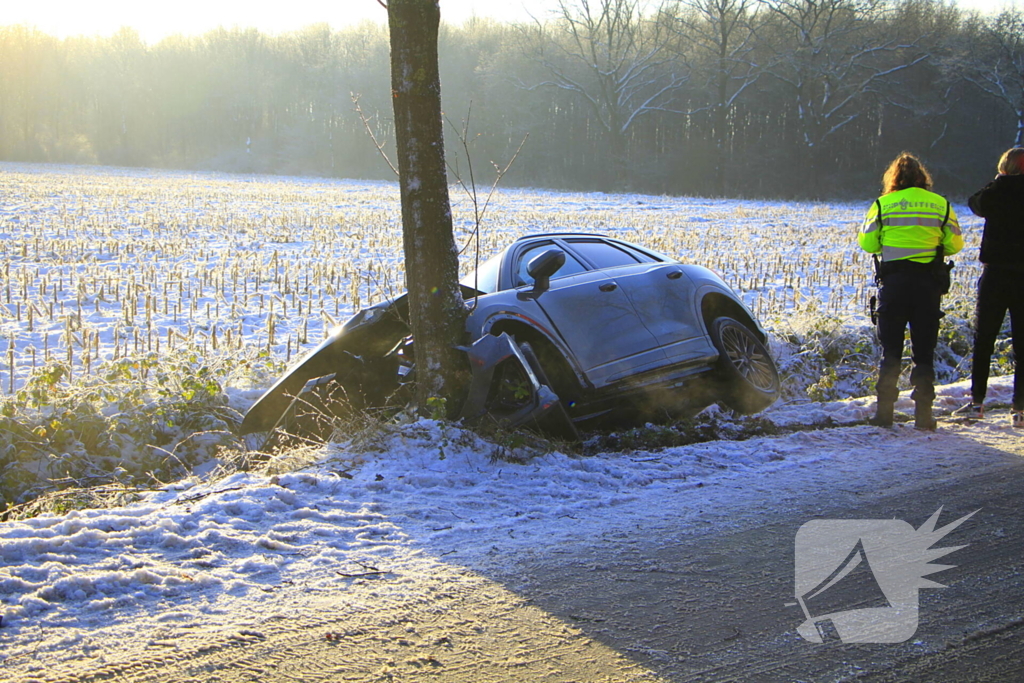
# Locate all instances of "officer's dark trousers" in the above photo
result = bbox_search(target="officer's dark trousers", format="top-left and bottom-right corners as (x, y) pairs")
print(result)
(970, 265), (1024, 410)
(876, 269), (943, 406)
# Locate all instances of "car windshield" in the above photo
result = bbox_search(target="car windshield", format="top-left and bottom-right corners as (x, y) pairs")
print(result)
(460, 252), (502, 294)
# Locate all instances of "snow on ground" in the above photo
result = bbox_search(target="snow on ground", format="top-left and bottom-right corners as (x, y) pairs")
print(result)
(0, 375), (1015, 677)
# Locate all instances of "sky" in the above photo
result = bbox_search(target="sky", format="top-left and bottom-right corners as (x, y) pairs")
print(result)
(2, 1), (550, 43)
(1, 0), (1014, 44)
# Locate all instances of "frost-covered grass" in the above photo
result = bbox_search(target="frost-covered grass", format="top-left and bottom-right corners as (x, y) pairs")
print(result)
(0, 162), (1014, 516)
(0, 346), (287, 516)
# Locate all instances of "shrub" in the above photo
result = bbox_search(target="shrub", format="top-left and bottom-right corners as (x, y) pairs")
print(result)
(0, 346), (281, 518)
(766, 298), (881, 402)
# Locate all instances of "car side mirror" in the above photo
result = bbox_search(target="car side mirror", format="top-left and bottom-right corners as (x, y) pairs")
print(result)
(526, 248), (566, 294)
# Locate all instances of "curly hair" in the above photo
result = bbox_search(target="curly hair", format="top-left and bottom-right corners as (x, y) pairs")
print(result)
(881, 152), (933, 194)
(997, 147), (1024, 175)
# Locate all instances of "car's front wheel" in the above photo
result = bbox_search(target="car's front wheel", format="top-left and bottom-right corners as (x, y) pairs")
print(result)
(518, 341), (580, 441)
(708, 316), (780, 414)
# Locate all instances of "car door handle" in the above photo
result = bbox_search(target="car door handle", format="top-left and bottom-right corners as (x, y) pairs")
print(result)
(599, 283), (617, 292)
(667, 270), (683, 280)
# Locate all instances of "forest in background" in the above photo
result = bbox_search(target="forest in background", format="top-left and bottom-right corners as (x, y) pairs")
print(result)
(1, 0), (1022, 199)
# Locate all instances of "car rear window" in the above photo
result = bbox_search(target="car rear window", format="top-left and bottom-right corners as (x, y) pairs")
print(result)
(567, 240), (651, 270)
(617, 243), (662, 263)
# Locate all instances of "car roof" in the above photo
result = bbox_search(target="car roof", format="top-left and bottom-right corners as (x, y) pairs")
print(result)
(514, 232), (613, 242)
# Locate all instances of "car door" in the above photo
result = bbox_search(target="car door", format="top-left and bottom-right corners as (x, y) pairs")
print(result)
(514, 241), (666, 387)
(563, 239), (707, 365)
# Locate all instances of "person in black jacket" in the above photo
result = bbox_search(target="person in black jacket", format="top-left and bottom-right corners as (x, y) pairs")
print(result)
(958, 147), (1024, 427)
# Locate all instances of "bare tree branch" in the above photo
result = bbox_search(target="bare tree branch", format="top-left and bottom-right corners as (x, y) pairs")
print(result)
(443, 104), (529, 302)
(352, 93), (399, 177)
(957, 7), (1024, 145)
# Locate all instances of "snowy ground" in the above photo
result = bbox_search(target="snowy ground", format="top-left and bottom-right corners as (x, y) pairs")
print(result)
(0, 376), (1016, 680)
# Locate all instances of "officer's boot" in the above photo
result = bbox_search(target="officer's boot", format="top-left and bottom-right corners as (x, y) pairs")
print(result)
(869, 401), (894, 428)
(872, 357), (900, 428)
(911, 378), (937, 431)
(914, 400), (936, 431)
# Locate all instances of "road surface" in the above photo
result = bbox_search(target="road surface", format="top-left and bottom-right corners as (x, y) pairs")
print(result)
(23, 414), (1024, 682)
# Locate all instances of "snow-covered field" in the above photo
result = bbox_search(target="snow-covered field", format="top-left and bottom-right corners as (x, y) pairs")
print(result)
(0, 161), (984, 394)
(1, 163), (992, 507)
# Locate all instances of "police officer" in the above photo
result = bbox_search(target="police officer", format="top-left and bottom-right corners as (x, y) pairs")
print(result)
(858, 152), (964, 430)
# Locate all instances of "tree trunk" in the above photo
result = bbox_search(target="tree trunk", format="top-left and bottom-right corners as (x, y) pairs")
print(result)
(387, 0), (468, 414)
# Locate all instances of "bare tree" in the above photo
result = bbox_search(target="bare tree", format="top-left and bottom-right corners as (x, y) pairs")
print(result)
(663, 0), (763, 193)
(519, 0), (691, 186)
(385, 0), (468, 414)
(960, 7), (1024, 147)
(758, 0), (928, 190)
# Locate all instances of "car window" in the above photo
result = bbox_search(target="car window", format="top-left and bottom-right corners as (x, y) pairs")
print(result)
(616, 243), (662, 263)
(460, 252), (502, 294)
(515, 244), (587, 286)
(566, 240), (645, 270)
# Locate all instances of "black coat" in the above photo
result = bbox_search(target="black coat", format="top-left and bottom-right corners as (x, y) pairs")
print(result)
(968, 173), (1024, 268)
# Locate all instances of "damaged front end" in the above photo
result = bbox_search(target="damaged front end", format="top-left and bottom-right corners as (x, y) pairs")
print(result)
(457, 332), (564, 428)
(238, 296), (574, 444)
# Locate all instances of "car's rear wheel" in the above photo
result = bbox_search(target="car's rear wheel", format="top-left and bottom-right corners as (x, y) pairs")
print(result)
(708, 316), (780, 414)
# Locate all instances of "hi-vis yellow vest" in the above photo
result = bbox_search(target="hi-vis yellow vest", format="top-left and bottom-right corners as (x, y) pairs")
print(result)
(859, 187), (964, 263)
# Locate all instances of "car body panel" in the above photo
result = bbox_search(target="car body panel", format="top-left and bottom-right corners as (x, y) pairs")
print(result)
(526, 268), (668, 387)
(239, 298), (409, 435)
(611, 262), (708, 365)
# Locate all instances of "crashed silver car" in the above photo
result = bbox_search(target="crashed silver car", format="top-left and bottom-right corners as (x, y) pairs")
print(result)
(240, 233), (780, 441)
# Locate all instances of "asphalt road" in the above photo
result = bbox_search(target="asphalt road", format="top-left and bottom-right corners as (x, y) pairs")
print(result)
(494, 415), (1024, 682)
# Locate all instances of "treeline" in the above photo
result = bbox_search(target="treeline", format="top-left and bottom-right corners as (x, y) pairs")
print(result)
(1, 0), (1022, 199)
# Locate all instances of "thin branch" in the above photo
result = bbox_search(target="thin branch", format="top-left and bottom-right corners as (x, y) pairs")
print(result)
(337, 569), (387, 578)
(352, 94), (400, 177)
(442, 104), (528, 305)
